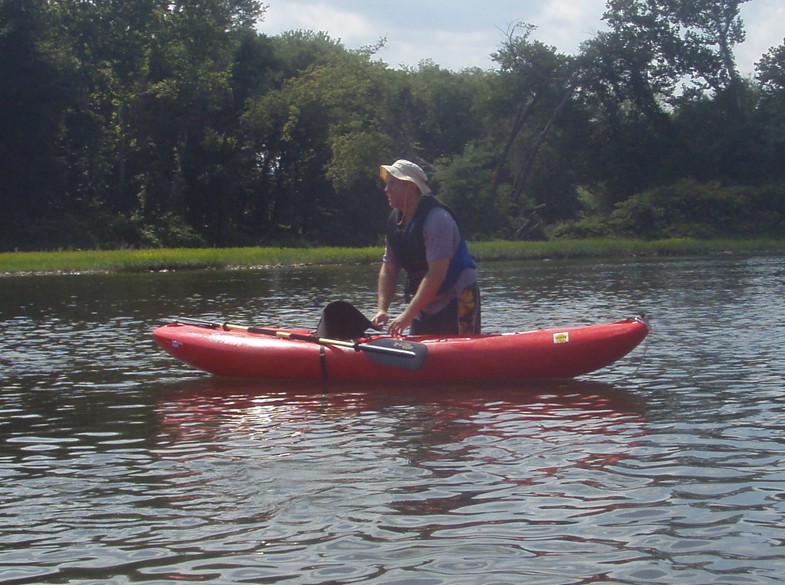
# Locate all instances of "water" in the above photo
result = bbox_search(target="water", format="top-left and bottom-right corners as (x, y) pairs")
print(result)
(1, 255), (784, 584)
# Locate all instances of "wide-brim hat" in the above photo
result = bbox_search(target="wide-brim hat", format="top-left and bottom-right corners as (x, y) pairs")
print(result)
(380, 159), (432, 195)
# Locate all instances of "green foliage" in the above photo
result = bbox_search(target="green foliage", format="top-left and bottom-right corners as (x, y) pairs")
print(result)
(434, 145), (513, 240)
(1, 0), (785, 252)
(552, 180), (785, 240)
(132, 211), (207, 248)
(0, 0), (75, 236)
(607, 180), (785, 238)
(757, 42), (785, 92)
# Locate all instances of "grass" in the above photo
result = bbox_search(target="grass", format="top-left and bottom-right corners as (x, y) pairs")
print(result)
(0, 246), (383, 274)
(472, 237), (785, 260)
(1, 238), (784, 275)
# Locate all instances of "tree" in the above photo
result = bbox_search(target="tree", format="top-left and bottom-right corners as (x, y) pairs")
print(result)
(3, 0), (782, 250)
(398, 61), (487, 159)
(43, 0), (267, 246)
(482, 23), (582, 224)
(571, 0), (751, 207)
(676, 0), (749, 96)
(0, 0), (75, 249)
(757, 40), (785, 93)
(601, 0), (749, 104)
(754, 40), (785, 182)
(435, 145), (512, 239)
(574, 31), (676, 208)
(241, 32), (394, 245)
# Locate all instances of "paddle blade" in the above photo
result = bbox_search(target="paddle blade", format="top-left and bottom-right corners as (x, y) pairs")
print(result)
(315, 300), (382, 339)
(361, 338), (428, 370)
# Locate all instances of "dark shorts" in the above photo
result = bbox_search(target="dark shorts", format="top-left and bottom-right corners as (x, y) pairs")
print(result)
(410, 283), (481, 336)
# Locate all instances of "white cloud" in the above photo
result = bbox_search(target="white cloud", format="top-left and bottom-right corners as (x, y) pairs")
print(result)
(258, 0), (781, 76)
(536, 0), (607, 50)
(376, 29), (500, 70)
(261, 2), (376, 44)
(738, 0), (785, 76)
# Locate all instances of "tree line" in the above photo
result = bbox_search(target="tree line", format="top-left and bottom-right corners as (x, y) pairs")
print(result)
(1, 0), (784, 251)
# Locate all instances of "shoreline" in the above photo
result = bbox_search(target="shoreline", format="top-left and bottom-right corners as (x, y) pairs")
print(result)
(1, 238), (783, 276)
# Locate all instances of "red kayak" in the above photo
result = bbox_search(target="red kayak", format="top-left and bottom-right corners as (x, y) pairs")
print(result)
(153, 315), (649, 383)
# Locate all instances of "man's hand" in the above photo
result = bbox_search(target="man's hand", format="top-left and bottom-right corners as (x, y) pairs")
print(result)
(371, 311), (389, 329)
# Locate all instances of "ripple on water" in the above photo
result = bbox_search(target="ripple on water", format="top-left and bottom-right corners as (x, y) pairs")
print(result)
(1, 257), (785, 584)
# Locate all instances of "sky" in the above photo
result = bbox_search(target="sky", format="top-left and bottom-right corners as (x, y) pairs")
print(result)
(257, 0), (784, 77)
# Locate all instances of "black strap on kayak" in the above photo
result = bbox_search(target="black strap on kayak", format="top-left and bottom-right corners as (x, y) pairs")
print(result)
(319, 344), (328, 384)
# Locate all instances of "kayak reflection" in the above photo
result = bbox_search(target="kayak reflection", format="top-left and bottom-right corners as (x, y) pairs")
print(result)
(152, 378), (649, 534)
(154, 377), (647, 452)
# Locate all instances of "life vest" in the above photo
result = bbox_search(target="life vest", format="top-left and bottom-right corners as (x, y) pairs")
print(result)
(386, 196), (476, 298)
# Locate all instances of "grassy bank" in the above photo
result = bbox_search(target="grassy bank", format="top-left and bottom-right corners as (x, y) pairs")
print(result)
(2, 238), (784, 275)
(0, 246), (383, 275)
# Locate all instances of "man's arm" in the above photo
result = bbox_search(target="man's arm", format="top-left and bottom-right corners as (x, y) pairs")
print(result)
(372, 261), (400, 329)
(387, 257), (449, 336)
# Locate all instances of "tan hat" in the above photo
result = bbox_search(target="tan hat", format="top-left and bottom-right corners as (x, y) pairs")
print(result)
(380, 159), (432, 195)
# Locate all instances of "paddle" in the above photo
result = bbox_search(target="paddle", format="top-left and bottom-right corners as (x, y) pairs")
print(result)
(315, 300), (383, 339)
(274, 331), (427, 370)
(170, 316), (427, 369)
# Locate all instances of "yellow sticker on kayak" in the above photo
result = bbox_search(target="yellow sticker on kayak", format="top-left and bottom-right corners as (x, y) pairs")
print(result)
(553, 332), (570, 344)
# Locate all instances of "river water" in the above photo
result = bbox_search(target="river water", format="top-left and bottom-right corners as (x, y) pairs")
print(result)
(1, 255), (784, 584)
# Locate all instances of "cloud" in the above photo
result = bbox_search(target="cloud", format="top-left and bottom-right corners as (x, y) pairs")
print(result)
(536, 0), (607, 50)
(738, 0), (785, 75)
(259, 0), (781, 75)
(376, 29), (500, 70)
(262, 1), (503, 70)
(262, 2), (376, 44)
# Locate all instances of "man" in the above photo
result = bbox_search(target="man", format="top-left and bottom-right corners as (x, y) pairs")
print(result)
(371, 159), (481, 336)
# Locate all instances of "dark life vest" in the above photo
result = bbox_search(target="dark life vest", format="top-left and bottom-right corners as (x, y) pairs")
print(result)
(386, 196), (476, 298)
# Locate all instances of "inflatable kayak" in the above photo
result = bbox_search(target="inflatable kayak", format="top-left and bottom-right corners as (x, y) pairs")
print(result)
(153, 314), (649, 383)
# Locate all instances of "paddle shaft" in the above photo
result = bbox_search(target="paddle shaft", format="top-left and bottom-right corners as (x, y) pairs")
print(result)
(173, 317), (281, 336)
(173, 315), (297, 337)
(172, 316), (417, 359)
(274, 331), (416, 358)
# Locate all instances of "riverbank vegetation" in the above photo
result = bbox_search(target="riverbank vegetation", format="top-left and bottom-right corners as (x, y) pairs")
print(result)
(3, 238), (784, 275)
(2, 0), (784, 253)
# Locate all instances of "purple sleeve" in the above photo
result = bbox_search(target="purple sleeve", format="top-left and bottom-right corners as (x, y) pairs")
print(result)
(423, 208), (460, 262)
(382, 237), (400, 265)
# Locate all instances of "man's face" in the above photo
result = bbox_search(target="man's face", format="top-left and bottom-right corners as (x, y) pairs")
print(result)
(384, 176), (415, 210)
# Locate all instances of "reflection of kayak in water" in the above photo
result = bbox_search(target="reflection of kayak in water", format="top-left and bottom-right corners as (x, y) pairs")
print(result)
(156, 377), (646, 414)
(154, 377), (647, 449)
(153, 316), (649, 383)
